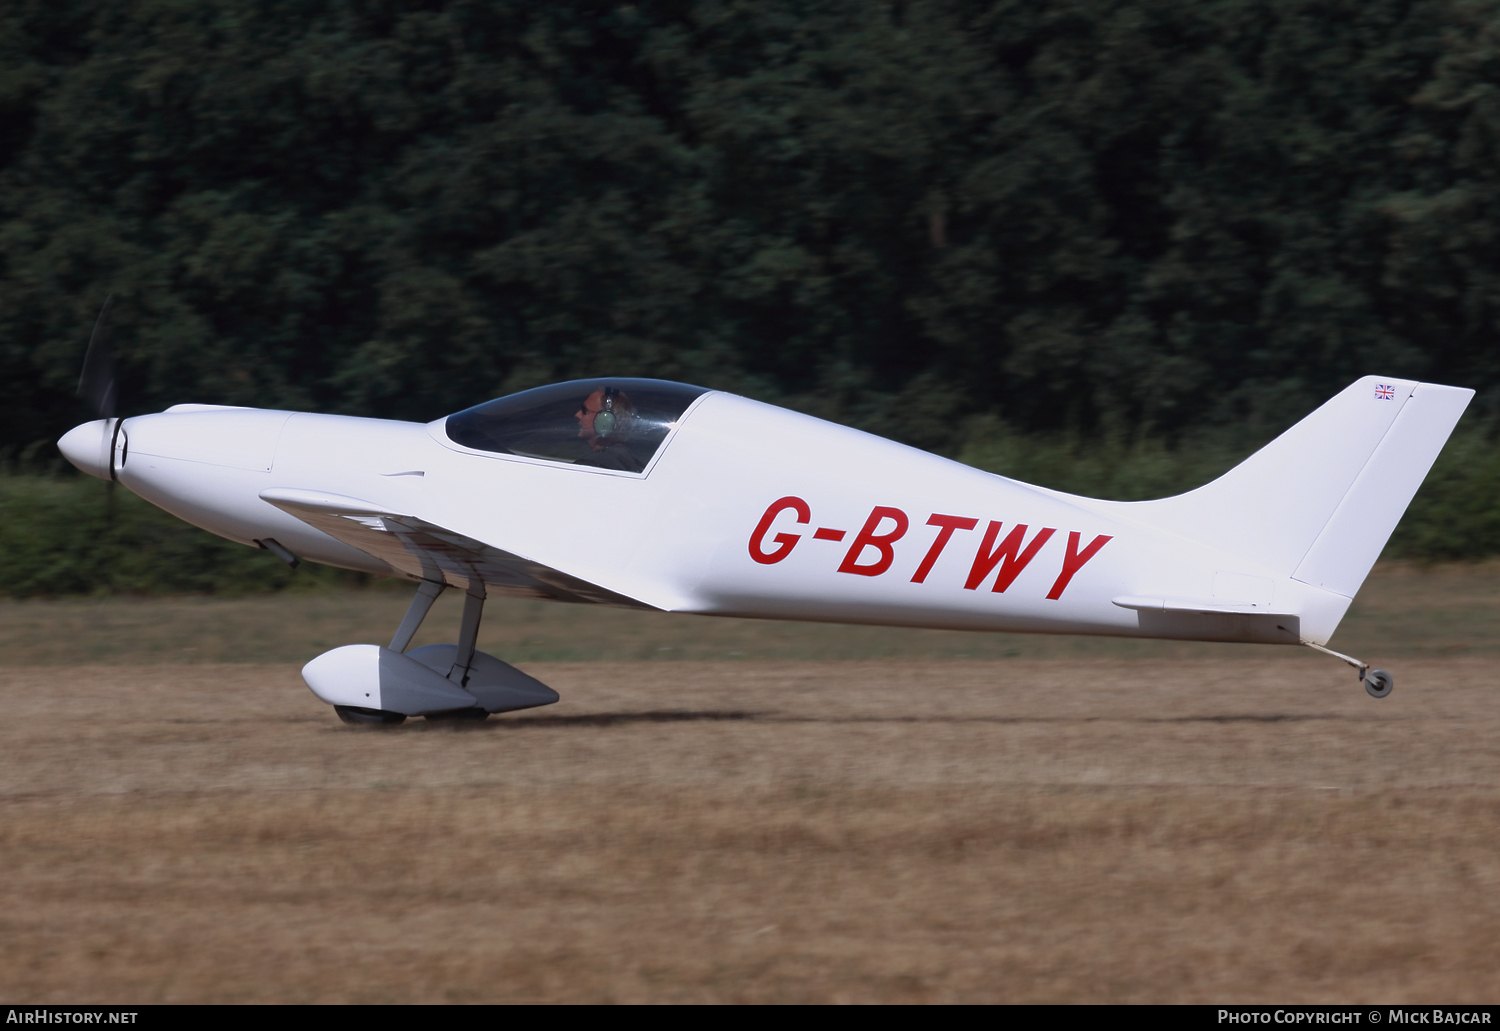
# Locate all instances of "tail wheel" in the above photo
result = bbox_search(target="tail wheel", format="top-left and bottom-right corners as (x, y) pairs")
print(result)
(1364, 670), (1394, 699)
(335, 705), (407, 726)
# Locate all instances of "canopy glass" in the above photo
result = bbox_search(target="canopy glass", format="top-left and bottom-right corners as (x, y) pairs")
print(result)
(444, 378), (710, 473)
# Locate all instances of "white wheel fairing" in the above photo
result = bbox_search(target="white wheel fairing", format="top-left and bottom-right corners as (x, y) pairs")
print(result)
(405, 644), (559, 713)
(301, 645), (479, 716)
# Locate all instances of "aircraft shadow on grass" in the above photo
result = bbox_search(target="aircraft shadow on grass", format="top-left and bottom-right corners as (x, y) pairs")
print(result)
(401, 709), (1359, 731)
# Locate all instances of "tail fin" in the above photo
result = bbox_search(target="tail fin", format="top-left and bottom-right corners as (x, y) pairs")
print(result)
(1104, 376), (1473, 597)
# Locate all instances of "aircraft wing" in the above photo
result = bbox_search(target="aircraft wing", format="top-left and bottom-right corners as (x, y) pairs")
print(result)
(259, 487), (655, 608)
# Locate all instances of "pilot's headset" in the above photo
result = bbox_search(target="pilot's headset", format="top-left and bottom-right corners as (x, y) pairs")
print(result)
(594, 386), (622, 438)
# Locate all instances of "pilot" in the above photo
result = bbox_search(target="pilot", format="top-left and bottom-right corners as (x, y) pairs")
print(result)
(575, 386), (646, 472)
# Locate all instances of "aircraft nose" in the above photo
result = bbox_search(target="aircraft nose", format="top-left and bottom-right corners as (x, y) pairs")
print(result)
(58, 419), (114, 480)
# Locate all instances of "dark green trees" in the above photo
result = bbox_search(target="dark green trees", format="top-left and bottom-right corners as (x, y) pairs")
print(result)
(3, 0), (1499, 462)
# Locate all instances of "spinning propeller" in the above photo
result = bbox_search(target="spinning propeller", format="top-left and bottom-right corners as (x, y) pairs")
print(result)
(58, 294), (125, 483)
(78, 294), (117, 426)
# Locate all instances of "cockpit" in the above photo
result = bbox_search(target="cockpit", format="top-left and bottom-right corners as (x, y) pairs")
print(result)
(442, 378), (710, 473)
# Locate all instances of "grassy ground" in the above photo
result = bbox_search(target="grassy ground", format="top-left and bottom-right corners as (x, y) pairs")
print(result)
(1, 658), (1498, 1003)
(1, 561), (1495, 666)
(0, 563), (1496, 1002)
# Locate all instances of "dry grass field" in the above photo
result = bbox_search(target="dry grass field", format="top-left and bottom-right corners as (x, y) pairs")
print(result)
(0, 563), (1497, 1003)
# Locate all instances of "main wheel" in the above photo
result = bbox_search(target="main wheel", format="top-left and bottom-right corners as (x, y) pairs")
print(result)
(425, 707), (490, 722)
(1364, 670), (1394, 699)
(335, 705), (407, 725)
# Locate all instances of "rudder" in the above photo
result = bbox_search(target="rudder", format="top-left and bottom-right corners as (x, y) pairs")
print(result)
(1291, 381), (1473, 596)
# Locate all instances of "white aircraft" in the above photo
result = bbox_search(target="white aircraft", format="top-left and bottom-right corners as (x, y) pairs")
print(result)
(58, 357), (1471, 723)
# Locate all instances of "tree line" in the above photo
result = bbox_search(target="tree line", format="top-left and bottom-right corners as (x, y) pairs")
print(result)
(3, 0), (1500, 578)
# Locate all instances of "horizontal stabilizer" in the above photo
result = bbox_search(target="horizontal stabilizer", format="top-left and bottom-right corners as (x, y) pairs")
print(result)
(1112, 595), (1297, 617)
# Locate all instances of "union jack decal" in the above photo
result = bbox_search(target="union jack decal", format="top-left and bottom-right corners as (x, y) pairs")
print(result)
(1374, 383), (1396, 400)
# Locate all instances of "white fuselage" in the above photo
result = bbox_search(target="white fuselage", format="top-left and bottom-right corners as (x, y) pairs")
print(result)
(81, 392), (1352, 645)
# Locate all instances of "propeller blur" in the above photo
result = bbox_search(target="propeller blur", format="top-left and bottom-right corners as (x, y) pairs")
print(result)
(58, 375), (1471, 722)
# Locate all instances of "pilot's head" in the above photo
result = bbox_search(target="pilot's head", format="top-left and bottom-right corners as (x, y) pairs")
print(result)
(576, 387), (635, 446)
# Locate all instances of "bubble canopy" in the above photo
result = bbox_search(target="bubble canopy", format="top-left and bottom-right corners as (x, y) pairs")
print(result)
(443, 378), (711, 473)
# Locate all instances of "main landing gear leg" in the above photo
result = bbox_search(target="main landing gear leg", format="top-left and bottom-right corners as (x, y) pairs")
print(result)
(1280, 626), (1393, 699)
(390, 579), (446, 653)
(424, 582), (490, 722)
(449, 582), (485, 686)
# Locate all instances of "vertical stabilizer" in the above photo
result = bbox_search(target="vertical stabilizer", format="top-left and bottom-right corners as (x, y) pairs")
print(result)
(1097, 376), (1473, 597)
